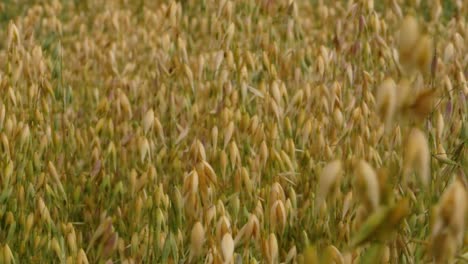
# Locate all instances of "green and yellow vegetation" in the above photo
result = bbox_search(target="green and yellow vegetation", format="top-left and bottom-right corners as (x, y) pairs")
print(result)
(0, 0), (466, 263)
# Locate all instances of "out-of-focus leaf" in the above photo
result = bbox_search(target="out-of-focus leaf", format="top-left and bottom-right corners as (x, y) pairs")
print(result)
(303, 245), (319, 264)
(360, 243), (384, 264)
(350, 206), (390, 247)
(351, 198), (410, 247)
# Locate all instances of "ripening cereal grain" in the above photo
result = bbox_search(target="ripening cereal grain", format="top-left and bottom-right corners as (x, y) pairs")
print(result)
(77, 249), (89, 264)
(0, 0), (464, 262)
(119, 91), (132, 118)
(51, 237), (62, 260)
(216, 216), (231, 243)
(224, 121), (235, 149)
(3, 244), (13, 264)
(396, 78), (412, 110)
(376, 78), (397, 131)
(342, 191), (353, 220)
(413, 35), (433, 74)
(235, 214), (260, 245)
(443, 43), (455, 63)
(139, 136), (151, 162)
(429, 179), (467, 261)
(316, 160), (342, 208)
(196, 140), (207, 161)
(212, 126), (219, 150)
(37, 197), (51, 225)
(435, 111), (444, 140)
(221, 233), (234, 263)
(355, 160), (380, 211)
(404, 128), (430, 186)
(285, 246), (297, 263)
(433, 178), (467, 244)
(453, 33), (464, 52)
(142, 109), (154, 135)
(324, 245), (344, 263)
(270, 200), (287, 234)
(203, 160), (217, 185)
(190, 222), (205, 260)
(399, 16), (420, 62)
(48, 161), (66, 200)
(267, 233), (278, 264)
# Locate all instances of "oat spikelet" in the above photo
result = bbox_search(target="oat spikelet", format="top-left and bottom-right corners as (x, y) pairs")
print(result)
(443, 42), (455, 63)
(51, 237), (62, 260)
(142, 109), (154, 135)
(433, 178), (467, 244)
(48, 161), (66, 201)
(404, 128), (430, 186)
(77, 249), (89, 264)
(3, 244), (13, 264)
(396, 78), (411, 109)
(285, 246), (297, 263)
(325, 245), (344, 263)
(270, 200), (287, 234)
(37, 197), (52, 225)
(398, 16), (419, 67)
(270, 182), (286, 208)
(224, 121), (235, 149)
(138, 136), (150, 162)
(235, 214), (259, 245)
(267, 233), (278, 264)
(376, 78), (397, 131)
(356, 160), (380, 211)
(216, 216), (231, 242)
(316, 160), (342, 207)
(119, 90), (132, 119)
(413, 35), (433, 74)
(190, 222), (205, 261)
(221, 233), (234, 264)
(430, 178), (467, 262)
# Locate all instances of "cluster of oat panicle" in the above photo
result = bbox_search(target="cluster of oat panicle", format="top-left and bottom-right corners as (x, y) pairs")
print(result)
(0, 0), (466, 263)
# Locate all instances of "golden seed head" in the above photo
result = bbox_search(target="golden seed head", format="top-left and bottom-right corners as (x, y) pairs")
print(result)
(142, 109), (154, 135)
(316, 160), (342, 207)
(191, 222), (205, 258)
(216, 216), (231, 242)
(399, 16), (419, 51)
(434, 178), (467, 243)
(267, 233), (278, 264)
(221, 233), (234, 263)
(404, 128), (430, 186)
(355, 160), (380, 211)
(376, 78), (397, 131)
(443, 42), (455, 63)
(0, 1), (462, 262)
(413, 35), (433, 74)
(270, 200), (287, 234)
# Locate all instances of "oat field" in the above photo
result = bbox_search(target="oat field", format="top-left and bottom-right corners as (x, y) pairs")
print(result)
(0, 0), (466, 263)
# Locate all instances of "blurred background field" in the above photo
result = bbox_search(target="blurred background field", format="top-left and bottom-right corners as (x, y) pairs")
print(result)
(0, 0), (466, 263)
